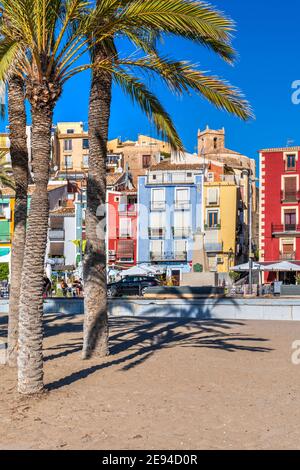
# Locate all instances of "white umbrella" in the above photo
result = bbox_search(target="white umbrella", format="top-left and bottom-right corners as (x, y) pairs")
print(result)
(120, 265), (154, 277)
(264, 261), (300, 272)
(231, 261), (264, 272)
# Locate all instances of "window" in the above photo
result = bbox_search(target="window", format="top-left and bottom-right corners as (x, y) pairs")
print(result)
(64, 139), (72, 151)
(283, 177), (297, 202)
(82, 155), (89, 168)
(173, 211), (190, 237)
(82, 138), (89, 150)
(213, 137), (218, 149)
(149, 212), (165, 237)
(142, 155), (151, 168)
(64, 155), (73, 169)
(151, 188), (165, 210)
(207, 187), (219, 205)
(281, 241), (295, 260)
(67, 129), (74, 134)
(150, 240), (164, 259)
(119, 218), (131, 238)
(207, 210), (219, 228)
(174, 239), (187, 253)
(117, 239), (134, 260)
(286, 154), (296, 171)
(175, 188), (190, 209)
(284, 210), (296, 230)
(0, 203), (10, 219)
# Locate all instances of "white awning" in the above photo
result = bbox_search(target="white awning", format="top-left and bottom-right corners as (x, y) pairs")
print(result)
(231, 261), (264, 272)
(264, 261), (300, 272)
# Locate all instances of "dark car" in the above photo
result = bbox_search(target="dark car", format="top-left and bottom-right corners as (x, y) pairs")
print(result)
(107, 275), (160, 298)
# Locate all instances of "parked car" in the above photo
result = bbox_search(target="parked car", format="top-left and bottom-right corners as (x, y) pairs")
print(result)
(107, 276), (160, 298)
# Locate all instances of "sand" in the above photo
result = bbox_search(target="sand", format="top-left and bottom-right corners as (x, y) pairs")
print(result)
(1, 313), (300, 450)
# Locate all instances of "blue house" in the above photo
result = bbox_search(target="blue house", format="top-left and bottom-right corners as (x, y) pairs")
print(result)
(138, 162), (203, 284)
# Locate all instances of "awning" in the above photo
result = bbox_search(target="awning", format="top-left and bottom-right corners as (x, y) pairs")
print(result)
(231, 261), (264, 272)
(263, 261), (300, 272)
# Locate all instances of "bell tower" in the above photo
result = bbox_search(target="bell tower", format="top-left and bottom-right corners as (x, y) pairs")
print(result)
(197, 126), (225, 156)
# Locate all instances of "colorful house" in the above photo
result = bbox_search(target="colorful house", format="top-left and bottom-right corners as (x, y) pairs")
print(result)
(259, 146), (300, 283)
(203, 180), (237, 274)
(138, 162), (203, 285)
(107, 190), (138, 269)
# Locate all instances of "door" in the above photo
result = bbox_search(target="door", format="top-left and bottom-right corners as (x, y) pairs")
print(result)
(171, 270), (181, 286)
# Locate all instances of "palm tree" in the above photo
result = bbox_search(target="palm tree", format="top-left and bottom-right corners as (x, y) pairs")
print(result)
(6, 76), (29, 368)
(82, 0), (253, 359)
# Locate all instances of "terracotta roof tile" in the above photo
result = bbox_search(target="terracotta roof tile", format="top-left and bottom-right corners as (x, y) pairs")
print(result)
(149, 161), (204, 171)
(50, 207), (75, 216)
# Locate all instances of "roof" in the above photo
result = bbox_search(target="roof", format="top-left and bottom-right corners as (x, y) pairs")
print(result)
(149, 161), (204, 171)
(260, 146), (300, 153)
(205, 147), (242, 157)
(107, 172), (125, 186)
(50, 207), (75, 216)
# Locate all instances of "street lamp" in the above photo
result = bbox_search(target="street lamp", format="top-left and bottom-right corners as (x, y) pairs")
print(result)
(241, 169), (258, 295)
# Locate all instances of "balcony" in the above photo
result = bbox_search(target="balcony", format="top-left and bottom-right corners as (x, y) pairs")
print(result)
(149, 227), (166, 238)
(174, 201), (190, 211)
(204, 223), (221, 231)
(272, 224), (300, 237)
(172, 227), (190, 238)
(150, 251), (187, 262)
(118, 204), (137, 215)
(204, 242), (223, 253)
(49, 229), (65, 241)
(280, 252), (296, 261)
(281, 191), (300, 203)
(150, 201), (166, 211)
(205, 198), (220, 207)
(116, 229), (132, 239)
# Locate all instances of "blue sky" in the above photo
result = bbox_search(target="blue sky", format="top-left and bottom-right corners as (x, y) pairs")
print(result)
(2, 0), (300, 167)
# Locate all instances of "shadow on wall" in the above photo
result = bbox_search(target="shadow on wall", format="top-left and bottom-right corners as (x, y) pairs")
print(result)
(46, 311), (272, 392)
(111, 293), (241, 319)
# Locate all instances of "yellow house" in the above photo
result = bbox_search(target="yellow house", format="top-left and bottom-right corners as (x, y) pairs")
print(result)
(203, 181), (237, 273)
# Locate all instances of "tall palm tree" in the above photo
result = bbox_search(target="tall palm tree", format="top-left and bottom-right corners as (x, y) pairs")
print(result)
(82, 0), (253, 359)
(6, 76), (29, 368)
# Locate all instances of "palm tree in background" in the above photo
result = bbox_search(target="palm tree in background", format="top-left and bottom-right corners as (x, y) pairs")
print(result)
(0, 150), (14, 191)
(6, 76), (29, 368)
(82, 0), (253, 359)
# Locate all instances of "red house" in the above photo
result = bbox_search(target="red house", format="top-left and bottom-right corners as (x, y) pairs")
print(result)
(107, 190), (137, 270)
(259, 146), (300, 283)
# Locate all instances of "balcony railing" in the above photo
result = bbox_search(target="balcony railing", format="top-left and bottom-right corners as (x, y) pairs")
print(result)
(204, 242), (223, 253)
(174, 201), (190, 210)
(280, 252), (296, 261)
(116, 229), (132, 239)
(150, 201), (166, 211)
(150, 251), (187, 262)
(149, 227), (166, 238)
(205, 198), (220, 207)
(172, 227), (190, 238)
(49, 229), (65, 241)
(204, 223), (221, 230)
(272, 224), (300, 235)
(118, 204), (137, 214)
(281, 190), (300, 203)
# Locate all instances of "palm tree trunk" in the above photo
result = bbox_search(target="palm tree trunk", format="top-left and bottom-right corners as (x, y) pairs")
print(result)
(18, 104), (53, 394)
(82, 45), (112, 359)
(7, 76), (29, 367)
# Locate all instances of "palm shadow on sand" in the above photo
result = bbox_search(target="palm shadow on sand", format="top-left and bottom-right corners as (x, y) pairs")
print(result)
(46, 297), (272, 391)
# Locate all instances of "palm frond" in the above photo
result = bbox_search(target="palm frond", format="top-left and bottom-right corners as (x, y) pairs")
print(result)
(117, 54), (253, 120)
(113, 68), (184, 150)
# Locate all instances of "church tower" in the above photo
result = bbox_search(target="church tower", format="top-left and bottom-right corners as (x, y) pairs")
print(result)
(197, 126), (225, 156)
